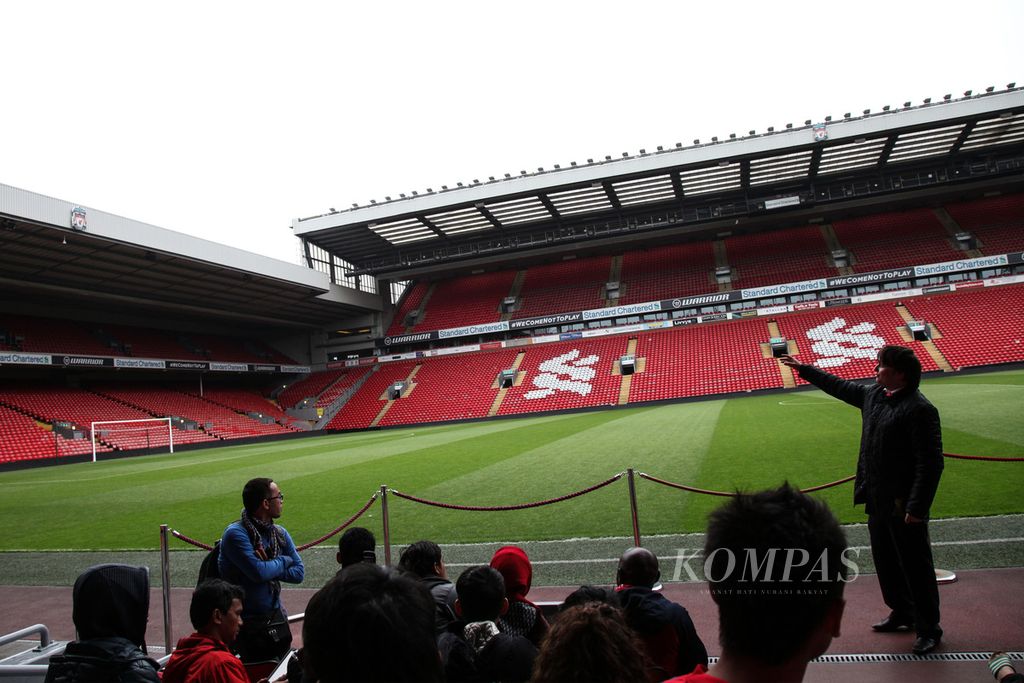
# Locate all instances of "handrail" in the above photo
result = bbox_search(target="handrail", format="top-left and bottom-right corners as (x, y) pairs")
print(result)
(0, 624), (50, 649)
(0, 664), (49, 677)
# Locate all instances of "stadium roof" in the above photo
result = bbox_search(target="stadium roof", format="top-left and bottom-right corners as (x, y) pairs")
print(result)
(0, 184), (381, 329)
(294, 86), (1024, 278)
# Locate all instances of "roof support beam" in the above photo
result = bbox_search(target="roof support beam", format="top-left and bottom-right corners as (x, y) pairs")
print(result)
(876, 134), (899, 167)
(536, 194), (562, 224)
(669, 171), (686, 202)
(475, 203), (504, 230)
(418, 217), (447, 239)
(949, 120), (977, 155)
(807, 145), (824, 181)
(601, 181), (622, 210)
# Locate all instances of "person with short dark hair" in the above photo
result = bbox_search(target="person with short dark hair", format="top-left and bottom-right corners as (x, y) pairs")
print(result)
(163, 580), (248, 683)
(399, 540), (457, 632)
(218, 477), (304, 662)
(531, 603), (648, 683)
(781, 346), (944, 655)
(490, 546), (548, 646)
(44, 564), (160, 683)
(337, 527), (376, 570)
(615, 547), (708, 681)
(302, 564), (442, 683)
(666, 484), (848, 682)
(439, 565), (538, 683)
(560, 585), (620, 613)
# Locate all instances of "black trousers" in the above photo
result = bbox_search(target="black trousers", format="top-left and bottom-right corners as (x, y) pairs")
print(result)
(867, 512), (942, 638)
(234, 607), (293, 663)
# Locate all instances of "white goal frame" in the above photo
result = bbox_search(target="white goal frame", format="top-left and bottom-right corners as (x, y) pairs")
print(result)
(90, 417), (174, 462)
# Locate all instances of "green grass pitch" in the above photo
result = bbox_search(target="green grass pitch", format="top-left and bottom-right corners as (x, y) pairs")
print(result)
(1, 369), (1021, 552)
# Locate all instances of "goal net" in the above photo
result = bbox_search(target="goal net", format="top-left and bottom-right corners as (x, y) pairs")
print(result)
(90, 417), (174, 462)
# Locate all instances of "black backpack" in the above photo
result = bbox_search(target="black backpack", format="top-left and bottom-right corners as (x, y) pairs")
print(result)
(197, 540), (222, 586)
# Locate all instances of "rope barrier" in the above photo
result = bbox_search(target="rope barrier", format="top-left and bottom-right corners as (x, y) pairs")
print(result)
(944, 452), (1024, 462)
(389, 472), (625, 511)
(167, 492), (379, 553)
(166, 451), (1015, 552)
(297, 493), (379, 551)
(637, 472), (856, 497)
(168, 529), (214, 551)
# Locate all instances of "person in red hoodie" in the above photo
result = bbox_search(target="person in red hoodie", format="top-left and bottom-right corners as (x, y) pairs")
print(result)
(489, 546), (548, 646)
(163, 579), (250, 683)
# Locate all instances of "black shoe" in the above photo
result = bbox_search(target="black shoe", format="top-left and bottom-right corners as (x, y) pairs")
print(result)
(872, 615), (914, 632)
(912, 635), (940, 655)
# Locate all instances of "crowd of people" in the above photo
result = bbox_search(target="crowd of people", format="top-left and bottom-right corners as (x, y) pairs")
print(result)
(45, 483), (857, 683)
(48, 346), (1009, 682)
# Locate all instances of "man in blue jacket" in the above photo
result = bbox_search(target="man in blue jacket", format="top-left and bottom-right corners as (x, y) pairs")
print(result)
(781, 345), (943, 655)
(218, 477), (304, 663)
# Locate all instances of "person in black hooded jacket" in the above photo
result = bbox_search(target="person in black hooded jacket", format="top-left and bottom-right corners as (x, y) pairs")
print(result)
(615, 547), (708, 682)
(781, 346), (944, 655)
(45, 564), (160, 683)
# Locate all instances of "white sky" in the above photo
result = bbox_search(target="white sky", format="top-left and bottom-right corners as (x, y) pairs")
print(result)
(2, 1), (1021, 264)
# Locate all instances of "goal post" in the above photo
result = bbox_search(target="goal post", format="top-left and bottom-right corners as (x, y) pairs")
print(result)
(90, 417), (174, 462)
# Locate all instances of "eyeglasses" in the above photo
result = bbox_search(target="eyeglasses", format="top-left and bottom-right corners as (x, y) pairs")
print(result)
(267, 493), (284, 502)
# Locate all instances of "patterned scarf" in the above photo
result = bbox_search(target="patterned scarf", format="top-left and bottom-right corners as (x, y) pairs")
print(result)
(463, 620), (501, 653)
(240, 508), (283, 560)
(497, 601), (537, 638)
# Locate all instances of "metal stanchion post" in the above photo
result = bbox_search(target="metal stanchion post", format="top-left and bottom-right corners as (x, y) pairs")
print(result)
(379, 485), (391, 567)
(627, 469), (641, 547)
(159, 525), (173, 654)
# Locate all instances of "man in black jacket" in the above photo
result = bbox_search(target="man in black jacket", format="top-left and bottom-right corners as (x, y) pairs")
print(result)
(399, 540), (458, 633)
(615, 547), (708, 680)
(438, 566), (537, 683)
(780, 345), (944, 655)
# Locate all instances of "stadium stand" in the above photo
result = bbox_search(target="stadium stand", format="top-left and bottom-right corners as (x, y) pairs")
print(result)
(0, 315), (111, 355)
(408, 270), (516, 332)
(3, 90), (1024, 464)
(515, 256), (613, 319)
(618, 241), (717, 304)
(0, 314), (296, 364)
(902, 285), (1024, 369)
(178, 333), (295, 364)
(723, 226), (836, 288)
(832, 208), (961, 272)
(187, 387), (298, 427)
(379, 348), (520, 425)
(0, 384), (199, 453)
(92, 385), (297, 441)
(93, 324), (205, 359)
(629, 318), (782, 401)
(774, 302), (942, 385)
(386, 281), (430, 336)
(0, 403), (97, 462)
(278, 369), (349, 409)
(945, 192), (1024, 255)
(327, 362), (418, 430)
(314, 366), (373, 408)
(498, 336), (628, 415)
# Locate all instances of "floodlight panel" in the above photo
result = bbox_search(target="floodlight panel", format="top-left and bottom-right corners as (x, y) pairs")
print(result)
(611, 174), (677, 206)
(369, 217), (435, 245)
(677, 163), (741, 195)
(546, 185), (614, 216)
(818, 139), (887, 175)
(484, 196), (552, 225)
(749, 150), (812, 186)
(887, 123), (964, 162)
(959, 113), (1024, 150)
(424, 207), (493, 236)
